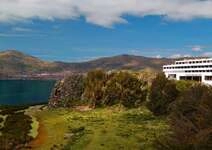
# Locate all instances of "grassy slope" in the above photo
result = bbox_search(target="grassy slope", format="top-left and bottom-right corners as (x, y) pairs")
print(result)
(30, 106), (168, 150)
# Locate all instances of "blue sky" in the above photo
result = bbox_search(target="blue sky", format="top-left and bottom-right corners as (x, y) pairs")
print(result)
(1, 0), (212, 62)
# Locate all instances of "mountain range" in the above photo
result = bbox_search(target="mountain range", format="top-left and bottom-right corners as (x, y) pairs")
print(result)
(0, 50), (174, 79)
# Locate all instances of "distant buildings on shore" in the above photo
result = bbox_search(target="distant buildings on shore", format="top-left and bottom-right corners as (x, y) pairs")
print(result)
(163, 58), (212, 85)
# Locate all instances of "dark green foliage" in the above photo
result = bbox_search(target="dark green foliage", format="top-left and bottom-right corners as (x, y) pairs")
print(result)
(0, 117), (3, 123)
(167, 85), (212, 149)
(0, 106), (29, 115)
(0, 111), (33, 150)
(147, 73), (179, 116)
(70, 126), (85, 134)
(49, 70), (148, 108)
(83, 69), (107, 107)
(156, 84), (212, 150)
(175, 80), (197, 93)
(49, 74), (85, 107)
(103, 72), (148, 108)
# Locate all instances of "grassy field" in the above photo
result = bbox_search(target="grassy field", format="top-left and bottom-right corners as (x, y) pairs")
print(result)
(28, 105), (168, 150)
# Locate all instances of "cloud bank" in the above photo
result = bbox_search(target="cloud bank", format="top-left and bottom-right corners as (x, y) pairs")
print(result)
(1, 0), (212, 27)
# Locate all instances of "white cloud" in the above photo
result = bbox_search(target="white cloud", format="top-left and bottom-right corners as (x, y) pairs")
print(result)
(12, 27), (33, 32)
(0, 33), (27, 37)
(183, 54), (192, 58)
(170, 54), (182, 58)
(155, 55), (162, 58)
(189, 45), (204, 52)
(170, 54), (191, 58)
(202, 52), (212, 57)
(1, 0), (212, 27)
(0, 32), (47, 37)
(129, 49), (142, 55)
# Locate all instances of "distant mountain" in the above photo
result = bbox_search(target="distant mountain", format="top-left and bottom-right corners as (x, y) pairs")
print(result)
(0, 50), (61, 74)
(0, 50), (174, 79)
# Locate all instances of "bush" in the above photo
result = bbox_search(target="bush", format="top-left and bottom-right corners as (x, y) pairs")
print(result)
(48, 70), (148, 108)
(49, 74), (84, 107)
(103, 71), (148, 108)
(147, 73), (179, 116)
(0, 112), (33, 149)
(83, 69), (107, 107)
(165, 84), (212, 149)
(175, 80), (197, 93)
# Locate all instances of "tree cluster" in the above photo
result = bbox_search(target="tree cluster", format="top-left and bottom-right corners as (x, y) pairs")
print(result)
(147, 73), (179, 116)
(49, 70), (148, 108)
(83, 70), (148, 108)
(166, 85), (212, 149)
(148, 74), (212, 149)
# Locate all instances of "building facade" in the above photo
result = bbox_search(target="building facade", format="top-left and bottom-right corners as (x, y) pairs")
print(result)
(163, 58), (212, 85)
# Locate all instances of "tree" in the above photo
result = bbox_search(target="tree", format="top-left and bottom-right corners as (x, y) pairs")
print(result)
(166, 84), (212, 149)
(83, 69), (107, 107)
(147, 73), (179, 116)
(175, 80), (197, 93)
(103, 71), (148, 108)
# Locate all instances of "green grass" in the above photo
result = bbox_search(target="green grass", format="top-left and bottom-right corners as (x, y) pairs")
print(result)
(28, 116), (39, 138)
(0, 115), (7, 136)
(32, 106), (168, 150)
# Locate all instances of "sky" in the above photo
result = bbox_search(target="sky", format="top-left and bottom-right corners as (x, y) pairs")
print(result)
(1, 0), (212, 62)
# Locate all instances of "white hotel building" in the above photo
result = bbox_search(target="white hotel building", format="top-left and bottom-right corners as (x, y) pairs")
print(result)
(163, 58), (212, 85)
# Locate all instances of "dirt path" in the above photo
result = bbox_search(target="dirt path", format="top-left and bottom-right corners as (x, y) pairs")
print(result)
(29, 119), (47, 149)
(74, 105), (93, 112)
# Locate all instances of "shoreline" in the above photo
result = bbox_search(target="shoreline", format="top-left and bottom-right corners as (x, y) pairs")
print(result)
(0, 102), (48, 109)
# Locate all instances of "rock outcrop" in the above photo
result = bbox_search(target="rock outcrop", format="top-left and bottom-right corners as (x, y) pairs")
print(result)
(48, 74), (84, 108)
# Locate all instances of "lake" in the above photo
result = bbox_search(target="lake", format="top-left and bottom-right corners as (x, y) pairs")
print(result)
(0, 80), (56, 106)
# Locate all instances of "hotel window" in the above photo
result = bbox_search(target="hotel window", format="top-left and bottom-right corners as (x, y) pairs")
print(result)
(168, 74), (176, 79)
(205, 76), (212, 81)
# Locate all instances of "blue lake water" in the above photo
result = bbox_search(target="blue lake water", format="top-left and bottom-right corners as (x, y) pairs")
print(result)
(0, 80), (56, 106)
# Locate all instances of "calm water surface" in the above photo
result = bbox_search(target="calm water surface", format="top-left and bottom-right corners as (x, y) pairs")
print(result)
(0, 80), (56, 106)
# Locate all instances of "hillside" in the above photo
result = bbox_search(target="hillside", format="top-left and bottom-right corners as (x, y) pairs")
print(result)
(75, 54), (173, 71)
(0, 50), (61, 74)
(0, 50), (174, 78)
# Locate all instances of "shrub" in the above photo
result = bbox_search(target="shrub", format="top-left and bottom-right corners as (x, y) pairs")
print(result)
(175, 80), (197, 93)
(49, 70), (148, 108)
(147, 73), (179, 116)
(49, 74), (84, 107)
(103, 71), (148, 108)
(83, 69), (107, 107)
(0, 112), (33, 150)
(165, 84), (212, 149)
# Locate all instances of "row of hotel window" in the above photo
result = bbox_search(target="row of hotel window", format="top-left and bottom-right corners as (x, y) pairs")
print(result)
(180, 76), (212, 81)
(168, 75), (212, 81)
(205, 76), (212, 80)
(164, 65), (212, 69)
(185, 70), (212, 73)
(176, 60), (212, 64)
